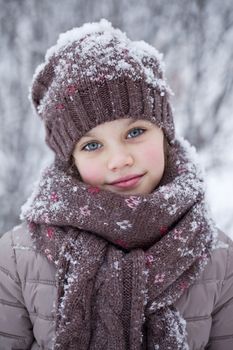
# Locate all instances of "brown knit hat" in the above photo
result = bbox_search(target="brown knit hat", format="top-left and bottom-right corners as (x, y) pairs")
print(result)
(30, 19), (175, 162)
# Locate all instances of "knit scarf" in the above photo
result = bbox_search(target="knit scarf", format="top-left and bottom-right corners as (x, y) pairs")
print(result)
(20, 138), (216, 350)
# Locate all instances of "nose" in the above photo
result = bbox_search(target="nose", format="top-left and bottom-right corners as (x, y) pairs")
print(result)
(107, 147), (134, 171)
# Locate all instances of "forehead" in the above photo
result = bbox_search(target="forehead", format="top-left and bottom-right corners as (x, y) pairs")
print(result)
(82, 118), (154, 138)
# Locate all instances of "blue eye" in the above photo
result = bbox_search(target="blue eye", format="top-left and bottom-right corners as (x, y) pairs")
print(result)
(82, 142), (101, 152)
(82, 128), (146, 152)
(127, 128), (146, 138)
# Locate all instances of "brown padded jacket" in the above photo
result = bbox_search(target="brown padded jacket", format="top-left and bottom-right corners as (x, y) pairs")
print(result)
(0, 221), (233, 350)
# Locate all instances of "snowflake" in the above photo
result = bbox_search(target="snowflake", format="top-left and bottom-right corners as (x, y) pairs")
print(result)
(80, 205), (91, 216)
(47, 227), (54, 239)
(113, 261), (120, 270)
(45, 248), (53, 261)
(116, 220), (132, 230)
(179, 281), (189, 291)
(154, 273), (165, 283)
(50, 192), (59, 202)
(125, 196), (142, 209)
(173, 228), (182, 240)
(145, 254), (154, 267)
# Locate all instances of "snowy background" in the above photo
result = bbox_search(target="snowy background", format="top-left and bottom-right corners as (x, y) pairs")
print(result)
(0, 0), (233, 237)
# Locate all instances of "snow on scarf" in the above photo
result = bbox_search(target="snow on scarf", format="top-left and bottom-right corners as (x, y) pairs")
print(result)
(20, 137), (217, 350)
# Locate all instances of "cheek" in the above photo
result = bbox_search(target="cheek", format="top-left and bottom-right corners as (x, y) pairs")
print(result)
(77, 159), (104, 185)
(141, 144), (164, 168)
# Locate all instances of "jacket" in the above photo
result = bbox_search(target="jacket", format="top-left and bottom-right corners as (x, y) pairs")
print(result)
(0, 221), (233, 350)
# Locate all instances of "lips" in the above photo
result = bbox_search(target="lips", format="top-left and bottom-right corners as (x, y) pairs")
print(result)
(107, 174), (145, 189)
(109, 174), (144, 185)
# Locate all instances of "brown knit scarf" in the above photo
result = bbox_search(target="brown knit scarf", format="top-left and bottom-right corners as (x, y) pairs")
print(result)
(20, 138), (216, 350)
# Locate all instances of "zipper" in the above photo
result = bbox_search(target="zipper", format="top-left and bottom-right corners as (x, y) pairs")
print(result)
(121, 256), (133, 349)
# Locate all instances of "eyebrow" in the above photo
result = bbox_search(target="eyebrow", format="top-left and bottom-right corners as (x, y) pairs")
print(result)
(82, 119), (141, 138)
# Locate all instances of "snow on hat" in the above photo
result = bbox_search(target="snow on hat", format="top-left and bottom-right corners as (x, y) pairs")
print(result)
(30, 18), (175, 162)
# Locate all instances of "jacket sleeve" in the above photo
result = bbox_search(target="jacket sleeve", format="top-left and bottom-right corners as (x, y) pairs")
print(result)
(0, 229), (34, 350)
(206, 240), (233, 350)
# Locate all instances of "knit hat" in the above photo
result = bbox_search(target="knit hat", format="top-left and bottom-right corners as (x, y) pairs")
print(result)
(30, 19), (175, 162)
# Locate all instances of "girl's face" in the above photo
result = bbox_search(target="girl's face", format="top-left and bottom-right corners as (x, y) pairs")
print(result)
(72, 118), (165, 195)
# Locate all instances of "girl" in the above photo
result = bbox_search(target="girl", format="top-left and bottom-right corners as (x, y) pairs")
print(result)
(0, 19), (233, 350)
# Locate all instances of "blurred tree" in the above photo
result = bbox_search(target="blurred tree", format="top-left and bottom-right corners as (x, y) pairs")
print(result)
(0, 0), (232, 235)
